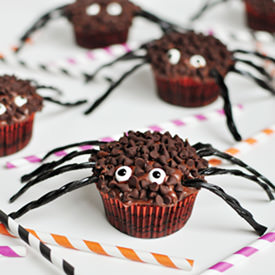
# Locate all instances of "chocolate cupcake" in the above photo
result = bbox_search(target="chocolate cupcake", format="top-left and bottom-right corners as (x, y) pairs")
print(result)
(65, 0), (140, 49)
(243, 0), (275, 33)
(147, 31), (235, 107)
(0, 75), (43, 157)
(90, 131), (208, 238)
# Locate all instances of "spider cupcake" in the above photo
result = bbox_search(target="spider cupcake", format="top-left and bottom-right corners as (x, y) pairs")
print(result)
(9, 131), (274, 238)
(82, 31), (275, 141)
(0, 75), (86, 156)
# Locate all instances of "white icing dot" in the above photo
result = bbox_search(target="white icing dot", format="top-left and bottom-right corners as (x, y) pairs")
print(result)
(189, 55), (207, 68)
(106, 2), (122, 16)
(14, 96), (27, 107)
(86, 3), (101, 16)
(0, 103), (6, 115)
(167, 48), (181, 65)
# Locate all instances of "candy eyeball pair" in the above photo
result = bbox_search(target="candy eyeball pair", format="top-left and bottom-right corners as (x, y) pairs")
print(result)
(86, 2), (122, 16)
(115, 166), (166, 185)
(0, 96), (28, 115)
(167, 48), (207, 68)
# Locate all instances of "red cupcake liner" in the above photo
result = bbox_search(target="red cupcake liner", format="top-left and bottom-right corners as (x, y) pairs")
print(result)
(154, 74), (220, 107)
(99, 190), (199, 238)
(73, 28), (130, 49)
(244, 2), (275, 33)
(0, 114), (35, 157)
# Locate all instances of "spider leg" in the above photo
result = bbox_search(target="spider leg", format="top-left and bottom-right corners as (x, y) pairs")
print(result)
(43, 96), (87, 107)
(230, 67), (275, 95)
(193, 142), (275, 191)
(184, 179), (267, 236)
(22, 149), (98, 182)
(210, 69), (242, 141)
(233, 49), (275, 63)
(36, 85), (63, 95)
(234, 58), (272, 81)
(199, 167), (274, 200)
(15, 5), (68, 54)
(9, 176), (98, 219)
(84, 60), (148, 115)
(10, 162), (95, 203)
(190, 0), (229, 21)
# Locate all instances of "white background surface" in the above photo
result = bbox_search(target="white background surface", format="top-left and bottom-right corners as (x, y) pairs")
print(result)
(0, 0), (275, 274)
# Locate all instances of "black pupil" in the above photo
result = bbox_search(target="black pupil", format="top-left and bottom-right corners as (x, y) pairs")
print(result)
(118, 168), (127, 177)
(153, 171), (161, 179)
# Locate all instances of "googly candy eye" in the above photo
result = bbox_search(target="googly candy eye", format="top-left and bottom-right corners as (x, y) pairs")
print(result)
(0, 103), (7, 115)
(14, 96), (28, 107)
(167, 48), (181, 65)
(106, 2), (122, 16)
(149, 168), (166, 185)
(86, 3), (101, 16)
(115, 166), (132, 182)
(189, 55), (207, 68)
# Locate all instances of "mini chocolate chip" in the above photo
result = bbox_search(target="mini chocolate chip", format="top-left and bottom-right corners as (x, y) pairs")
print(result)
(129, 189), (139, 199)
(139, 189), (147, 200)
(118, 183), (131, 192)
(168, 159), (177, 168)
(105, 165), (115, 176)
(149, 182), (159, 192)
(187, 159), (195, 167)
(97, 151), (109, 158)
(134, 166), (145, 177)
(135, 158), (145, 168)
(124, 157), (133, 166)
(164, 195), (172, 204)
(149, 191), (157, 198)
(155, 195), (164, 205)
(108, 180), (117, 188)
(175, 184), (183, 192)
(128, 176), (138, 188)
(158, 155), (167, 165)
(177, 192), (185, 201)
(164, 166), (174, 176)
(141, 180), (150, 189)
(111, 148), (121, 156)
(150, 150), (159, 159)
(167, 175), (178, 185)
(145, 164), (153, 172)
(160, 184), (170, 195)
(126, 147), (136, 157)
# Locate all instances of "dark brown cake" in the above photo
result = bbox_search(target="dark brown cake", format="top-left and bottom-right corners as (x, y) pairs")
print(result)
(91, 131), (208, 238)
(146, 31), (235, 107)
(243, 0), (275, 33)
(0, 75), (43, 156)
(65, 0), (140, 49)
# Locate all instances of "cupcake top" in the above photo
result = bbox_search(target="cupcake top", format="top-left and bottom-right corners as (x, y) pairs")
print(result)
(65, 0), (140, 34)
(244, 0), (275, 13)
(146, 31), (235, 80)
(0, 75), (43, 125)
(91, 131), (208, 206)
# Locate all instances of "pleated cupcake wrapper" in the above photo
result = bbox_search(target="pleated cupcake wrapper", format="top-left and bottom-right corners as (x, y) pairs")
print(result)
(100, 191), (198, 238)
(244, 2), (275, 33)
(74, 28), (130, 49)
(0, 114), (34, 157)
(154, 74), (220, 107)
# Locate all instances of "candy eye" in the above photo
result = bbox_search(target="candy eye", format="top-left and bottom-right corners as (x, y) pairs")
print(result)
(189, 55), (206, 68)
(106, 2), (122, 16)
(0, 103), (7, 115)
(115, 166), (132, 182)
(149, 168), (166, 185)
(14, 96), (27, 107)
(86, 3), (101, 16)
(167, 48), (181, 65)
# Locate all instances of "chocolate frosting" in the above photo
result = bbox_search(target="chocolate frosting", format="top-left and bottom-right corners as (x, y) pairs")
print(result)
(0, 75), (43, 125)
(65, 0), (140, 34)
(244, 0), (275, 13)
(91, 131), (208, 206)
(146, 31), (235, 80)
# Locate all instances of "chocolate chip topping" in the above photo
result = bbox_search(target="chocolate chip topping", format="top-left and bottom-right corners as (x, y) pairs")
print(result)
(65, 0), (140, 34)
(0, 75), (43, 125)
(244, 0), (275, 13)
(92, 131), (208, 206)
(146, 31), (235, 80)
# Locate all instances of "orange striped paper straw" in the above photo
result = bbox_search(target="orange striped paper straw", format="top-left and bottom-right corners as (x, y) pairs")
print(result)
(208, 124), (275, 166)
(0, 223), (194, 271)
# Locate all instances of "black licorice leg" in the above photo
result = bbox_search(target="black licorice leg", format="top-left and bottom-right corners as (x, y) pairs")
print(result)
(184, 180), (267, 236)
(210, 69), (242, 141)
(22, 149), (98, 182)
(190, 0), (228, 21)
(9, 176), (98, 220)
(84, 61), (148, 115)
(36, 85), (63, 95)
(15, 5), (67, 54)
(42, 141), (105, 161)
(10, 162), (95, 203)
(230, 67), (275, 95)
(199, 167), (274, 200)
(234, 58), (272, 81)
(43, 97), (87, 106)
(233, 49), (275, 63)
(194, 143), (275, 191)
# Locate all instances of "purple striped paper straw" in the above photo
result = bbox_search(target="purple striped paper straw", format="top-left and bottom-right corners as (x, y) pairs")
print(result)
(201, 230), (275, 274)
(0, 245), (26, 258)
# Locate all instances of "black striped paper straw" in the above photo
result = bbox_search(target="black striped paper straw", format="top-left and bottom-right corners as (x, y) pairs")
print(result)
(0, 210), (75, 275)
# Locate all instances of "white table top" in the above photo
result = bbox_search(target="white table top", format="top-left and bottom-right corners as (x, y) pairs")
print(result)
(0, 0), (274, 274)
